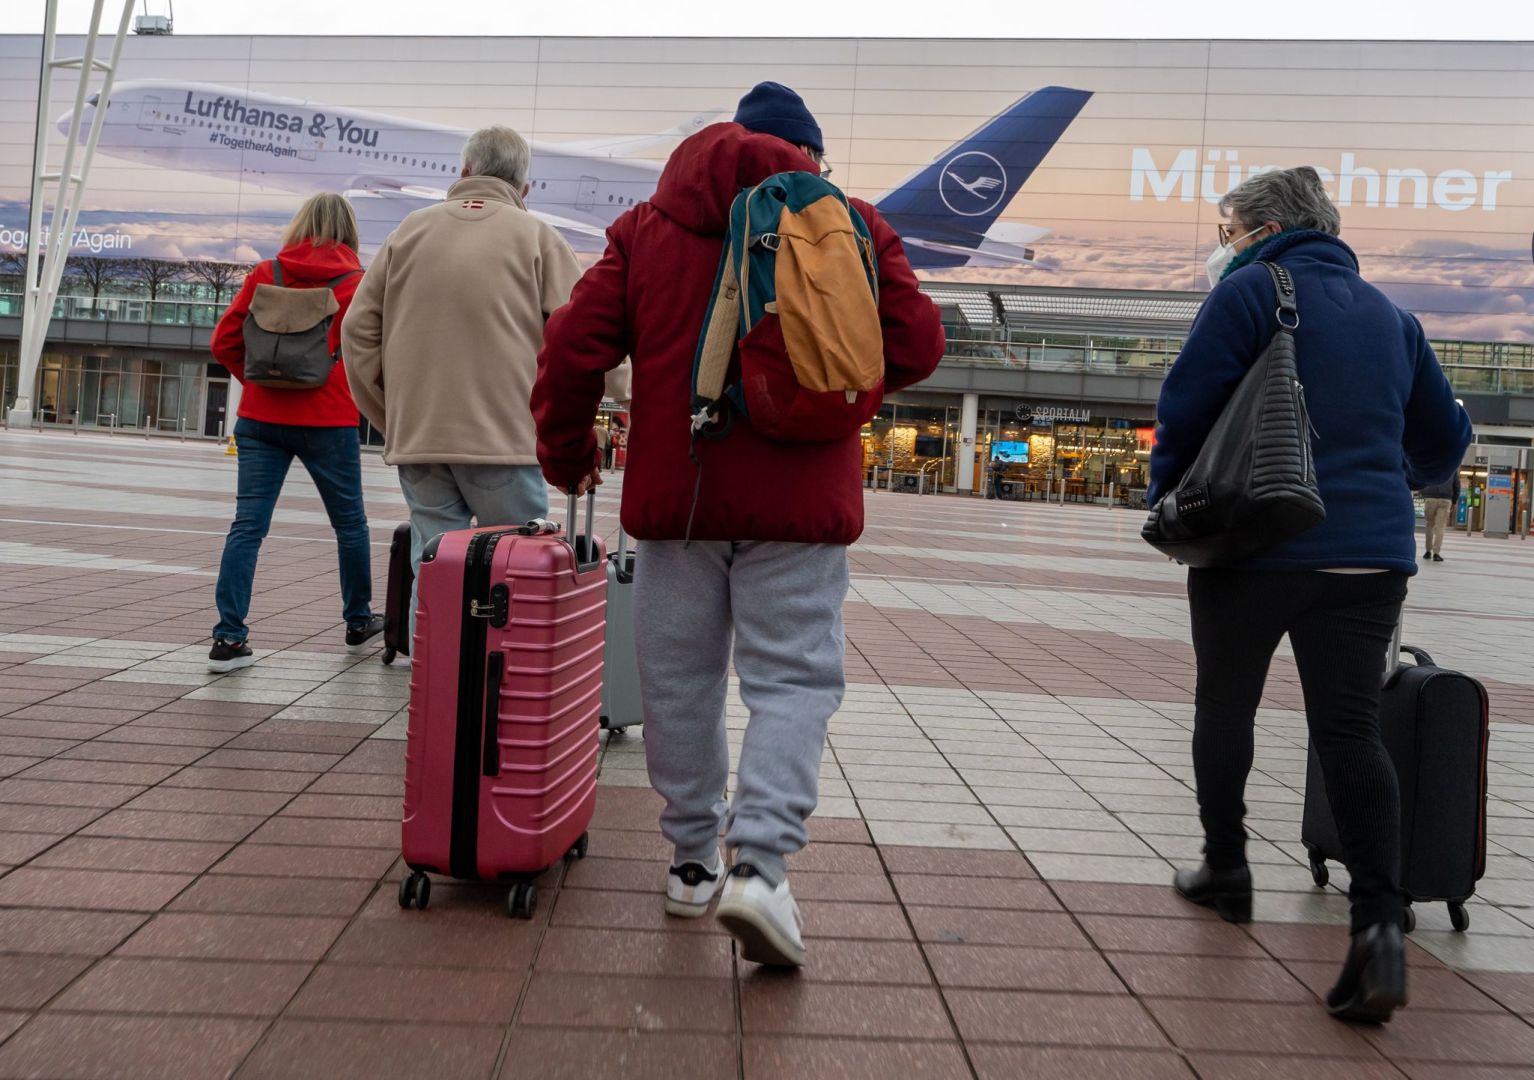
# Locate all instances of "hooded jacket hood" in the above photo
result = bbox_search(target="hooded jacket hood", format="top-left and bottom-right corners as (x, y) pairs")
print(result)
(650, 122), (818, 236)
(274, 237), (361, 283)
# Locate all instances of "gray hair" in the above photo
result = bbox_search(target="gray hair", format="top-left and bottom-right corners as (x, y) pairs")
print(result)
(462, 125), (530, 188)
(1219, 166), (1341, 236)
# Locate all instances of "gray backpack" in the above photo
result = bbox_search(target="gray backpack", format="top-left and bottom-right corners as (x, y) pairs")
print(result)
(241, 259), (359, 389)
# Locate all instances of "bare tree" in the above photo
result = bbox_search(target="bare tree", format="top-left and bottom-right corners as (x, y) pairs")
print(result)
(0, 251), (25, 293)
(64, 255), (124, 299)
(122, 257), (186, 303)
(186, 260), (251, 304)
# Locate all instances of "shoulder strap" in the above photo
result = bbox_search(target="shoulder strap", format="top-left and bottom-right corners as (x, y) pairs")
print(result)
(324, 269), (362, 289)
(1259, 260), (1298, 330)
(694, 246), (739, 407)
(270, 258), (284, 287)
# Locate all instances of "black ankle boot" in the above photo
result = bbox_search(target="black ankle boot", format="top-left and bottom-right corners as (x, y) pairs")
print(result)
(1173, 862), (1253, 924)
(1327, 922), (1408, 1023)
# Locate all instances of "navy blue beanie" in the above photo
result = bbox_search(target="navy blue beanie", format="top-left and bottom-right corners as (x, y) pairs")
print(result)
(732, 82), (823, 154)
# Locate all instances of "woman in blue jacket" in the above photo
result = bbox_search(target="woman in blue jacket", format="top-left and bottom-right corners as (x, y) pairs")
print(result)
(1150, 167), (1471, 1024)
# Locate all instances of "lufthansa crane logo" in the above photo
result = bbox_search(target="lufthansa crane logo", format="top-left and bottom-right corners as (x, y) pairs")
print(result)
(939, 151), (1008, 217)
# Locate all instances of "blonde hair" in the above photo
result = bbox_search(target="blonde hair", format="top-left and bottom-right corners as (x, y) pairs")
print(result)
(281, 193), (360, 252)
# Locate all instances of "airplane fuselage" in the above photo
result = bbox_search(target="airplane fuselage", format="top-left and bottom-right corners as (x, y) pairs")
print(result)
(77, 82), (662, 242)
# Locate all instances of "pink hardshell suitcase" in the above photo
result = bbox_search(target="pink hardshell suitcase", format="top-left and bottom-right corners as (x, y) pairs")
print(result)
(398, 495), (605, 919)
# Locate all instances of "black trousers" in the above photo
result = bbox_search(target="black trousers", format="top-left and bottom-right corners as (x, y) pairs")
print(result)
(1187, 568), (1408, 932)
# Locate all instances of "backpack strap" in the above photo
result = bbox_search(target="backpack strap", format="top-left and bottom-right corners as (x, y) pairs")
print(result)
(270, 258), (284, 287)
(324, 269), (362, 289)
(693, 246), (738, 419)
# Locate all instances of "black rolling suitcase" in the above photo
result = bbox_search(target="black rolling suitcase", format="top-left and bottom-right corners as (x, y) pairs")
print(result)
(1302, 629), (1490, 933)
(381, 522), (413, 665)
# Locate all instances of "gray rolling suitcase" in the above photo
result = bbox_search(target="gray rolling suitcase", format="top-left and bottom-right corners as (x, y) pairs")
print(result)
(600, 527), (642, 735)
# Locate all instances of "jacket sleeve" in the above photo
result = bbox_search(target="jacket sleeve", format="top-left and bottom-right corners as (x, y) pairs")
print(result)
(209, 270), (259, 381)
(1400, 312), (1471, 490)
(533, 221), (631, 489)
(1147, 270), (1270, 505)
(340, 241), (390, 433)
(858, 203), (946, 393)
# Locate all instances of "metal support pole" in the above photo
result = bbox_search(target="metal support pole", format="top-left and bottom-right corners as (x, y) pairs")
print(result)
(10, 0), (136, 430)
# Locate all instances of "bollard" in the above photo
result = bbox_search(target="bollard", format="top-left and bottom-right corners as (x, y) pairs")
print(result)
(180, 418), (187, 443)
(1107, 482), (1116, 509)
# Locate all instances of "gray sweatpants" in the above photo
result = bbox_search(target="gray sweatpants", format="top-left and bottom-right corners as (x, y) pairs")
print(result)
(634, 540), (848, 883)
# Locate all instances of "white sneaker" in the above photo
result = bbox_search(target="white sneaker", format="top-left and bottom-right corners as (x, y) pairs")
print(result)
(665, 852), (724, 918)
(715, 864), (806, 967)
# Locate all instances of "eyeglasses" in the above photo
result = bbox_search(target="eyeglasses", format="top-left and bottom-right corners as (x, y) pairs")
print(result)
(808, 150), (832, 180)
(1218, 221), (1268, 245)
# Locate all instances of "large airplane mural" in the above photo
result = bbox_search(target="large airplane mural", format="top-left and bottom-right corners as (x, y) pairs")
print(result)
(63, 80), (1091, 268)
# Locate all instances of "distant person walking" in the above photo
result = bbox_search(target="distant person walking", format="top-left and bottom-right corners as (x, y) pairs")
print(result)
(207, 193), (381, 673)
(533, 82), (944, 967)
(596, 424), (613, 473)
(988, 454), (1008, 500)
(1150, 166), (1471, 1023)
(1421, 472), (1461, 562)
(343, 125), (598, 634)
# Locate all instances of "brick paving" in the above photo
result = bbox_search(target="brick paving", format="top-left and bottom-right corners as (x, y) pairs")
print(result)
(2, 429), (1534, 1077)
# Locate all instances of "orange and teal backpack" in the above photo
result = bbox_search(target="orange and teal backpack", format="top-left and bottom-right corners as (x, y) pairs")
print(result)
(691, 172), (885, 443)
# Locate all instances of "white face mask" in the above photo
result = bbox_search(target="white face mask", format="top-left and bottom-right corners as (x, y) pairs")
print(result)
(1205, 226), (1267, 287)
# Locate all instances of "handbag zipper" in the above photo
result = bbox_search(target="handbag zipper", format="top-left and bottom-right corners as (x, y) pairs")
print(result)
(1294, 379), (1319, 481)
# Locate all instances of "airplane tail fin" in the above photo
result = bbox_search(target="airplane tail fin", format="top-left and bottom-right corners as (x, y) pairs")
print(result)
(874, 87), (1091, 268)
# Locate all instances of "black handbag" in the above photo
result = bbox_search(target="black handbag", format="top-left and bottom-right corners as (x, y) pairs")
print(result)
(1141, 261), (1326, 567)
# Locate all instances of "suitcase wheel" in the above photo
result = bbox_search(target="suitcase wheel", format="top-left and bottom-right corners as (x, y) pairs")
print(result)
(566, 832), (589, 862)
(398, 871), (431, 911)
(1449, 902), (1470, 933)
(1402, 906), (1416, 934)
(1309, 858), (1329, 889)
(382, 647), (397, 667)
(508, 883), (537, 920)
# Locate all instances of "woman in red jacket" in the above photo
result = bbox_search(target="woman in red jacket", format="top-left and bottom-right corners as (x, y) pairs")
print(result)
(206, 193), (382, 672)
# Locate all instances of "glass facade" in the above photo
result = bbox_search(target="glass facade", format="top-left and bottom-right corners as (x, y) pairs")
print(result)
(1, 348), (223, 436)
(861, 401), (1155, 500)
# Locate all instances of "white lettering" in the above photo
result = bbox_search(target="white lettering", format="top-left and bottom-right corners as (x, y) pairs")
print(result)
(1385, 168), (1429, 210)
(1433, 169), (1478, 212)
(1129, 148), (1196, 203)
(1129, 149), (1513, 213)
(1338, 153), (1380, 208)
(1482, 170), (1512, 211)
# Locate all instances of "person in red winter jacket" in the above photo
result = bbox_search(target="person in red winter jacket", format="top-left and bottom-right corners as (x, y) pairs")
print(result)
(207, 193), (383, 673)
(533, 82), (944, 968)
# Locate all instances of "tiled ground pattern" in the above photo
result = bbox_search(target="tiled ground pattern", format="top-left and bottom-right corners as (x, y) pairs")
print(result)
(1, 431), (1534, 1077)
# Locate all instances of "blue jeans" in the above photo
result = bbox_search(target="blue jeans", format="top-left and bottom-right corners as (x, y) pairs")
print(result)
(213, 417), (374, 642)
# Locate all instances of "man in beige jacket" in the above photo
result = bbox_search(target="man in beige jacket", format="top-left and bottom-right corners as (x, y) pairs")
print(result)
(343, 125), (594, 618)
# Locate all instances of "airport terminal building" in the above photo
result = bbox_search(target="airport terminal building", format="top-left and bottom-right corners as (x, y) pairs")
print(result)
(2, 34), (1531, 527)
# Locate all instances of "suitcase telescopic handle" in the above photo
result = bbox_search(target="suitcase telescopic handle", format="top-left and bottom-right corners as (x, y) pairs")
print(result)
(565, 491), (603, 573)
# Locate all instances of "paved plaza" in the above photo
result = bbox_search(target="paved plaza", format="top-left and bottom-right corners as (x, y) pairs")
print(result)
(2, 428), (1534, 1078)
